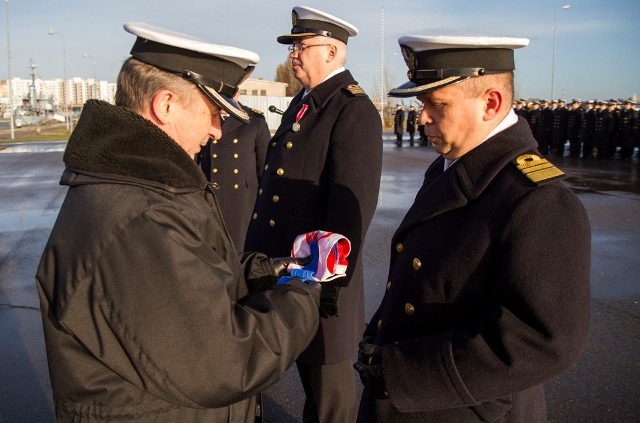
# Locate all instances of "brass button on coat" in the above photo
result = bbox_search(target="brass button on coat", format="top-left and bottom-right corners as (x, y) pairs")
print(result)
(233, 153), (239, 158)
(271, 141), (276, 147)
(286, 141), (293, 149)
(233, 184), (239, 189)
(252, 213), (257, 219)
(404, 303), (415, 315)
(396, 242), (403, 252)
(233, 138), (238, 144)
(377, 319), (382, 329)
(212, 153), (217, 158)
(212, 168), (218, 173)
(258, 188), (263, 195)
(233, 169), (239, 174)
(269, 220), (276, 227)
(386, 281), (391, 291)
(412, 258), (422, 270)
(272, 195), (280, 202)
(276, 168), (284, 176)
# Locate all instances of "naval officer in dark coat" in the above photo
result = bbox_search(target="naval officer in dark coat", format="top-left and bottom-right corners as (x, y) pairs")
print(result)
(199, 97), (270, 251)
(244, 5), (383, 422)
(36, 22), (321, 422)
(354, 35), (591, 423)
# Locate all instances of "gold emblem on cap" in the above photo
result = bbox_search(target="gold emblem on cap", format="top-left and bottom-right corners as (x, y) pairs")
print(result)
(514, 153), (565, 184)
(401, 45), (416, 78)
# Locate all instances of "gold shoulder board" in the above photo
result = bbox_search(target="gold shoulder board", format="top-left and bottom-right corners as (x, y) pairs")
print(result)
(345, 84), (366, 96)
(249, 107), (264, 116)
(513, 153), (565, 184)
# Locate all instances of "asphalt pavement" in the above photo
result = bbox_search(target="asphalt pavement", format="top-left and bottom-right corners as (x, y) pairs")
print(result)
(0, 134), (638, 422)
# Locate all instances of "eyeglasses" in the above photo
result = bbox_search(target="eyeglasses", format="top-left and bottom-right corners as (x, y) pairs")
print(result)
(200, 108), (221, 124)
(288, 43), (333, 53)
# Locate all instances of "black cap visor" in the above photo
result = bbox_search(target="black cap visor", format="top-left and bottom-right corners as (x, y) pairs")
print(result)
(130, 37), (252, 123)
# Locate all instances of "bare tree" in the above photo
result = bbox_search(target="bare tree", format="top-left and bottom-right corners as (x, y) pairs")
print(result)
(275, 56), (302, 96)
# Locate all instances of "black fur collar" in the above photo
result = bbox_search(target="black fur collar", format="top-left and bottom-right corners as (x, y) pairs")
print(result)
(63, 100), (207, 189)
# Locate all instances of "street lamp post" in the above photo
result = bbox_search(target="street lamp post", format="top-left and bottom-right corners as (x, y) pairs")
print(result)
(83, 53), (96, 99)
(551, 4), (570, 101)
(83, 53), (96, 80)
(48, 27), (69, 130)
(5, 0), (14, 139)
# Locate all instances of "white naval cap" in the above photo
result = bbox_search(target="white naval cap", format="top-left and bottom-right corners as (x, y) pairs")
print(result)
(389, 35), (529, 97)
(124, 22), (259, 123)
(277, 5), (358, 45)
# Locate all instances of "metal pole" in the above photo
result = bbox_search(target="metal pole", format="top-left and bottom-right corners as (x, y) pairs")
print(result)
(49, 28), (69, 130)
(551, 5), (570, 101)
(380, 7), (384, 123)
(83, 53), (96, 99)
(6, 0), (14, 139)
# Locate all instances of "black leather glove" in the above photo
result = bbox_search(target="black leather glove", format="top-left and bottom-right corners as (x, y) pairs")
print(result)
(318, 284), (340, 318)
(353, 336), (385, 392)
(271, 256), (311, 276)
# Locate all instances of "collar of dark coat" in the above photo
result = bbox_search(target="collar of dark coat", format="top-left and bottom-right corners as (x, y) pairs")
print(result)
(396, 117), (538, 233)
(63, 100), (208, 191)
(272, 69), (356, 139)
(306, 69), (355, 109)
(221, 110), (245, 135)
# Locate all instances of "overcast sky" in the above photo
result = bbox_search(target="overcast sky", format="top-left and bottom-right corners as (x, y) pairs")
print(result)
(2, 0), (639, 102)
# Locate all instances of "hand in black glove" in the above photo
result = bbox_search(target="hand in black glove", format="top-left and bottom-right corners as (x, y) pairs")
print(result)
(353, 336), (385, 392)
(318, 284), (340, 318)
(271, 256), (311, 276)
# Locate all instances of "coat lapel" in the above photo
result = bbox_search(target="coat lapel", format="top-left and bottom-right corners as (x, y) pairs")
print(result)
(271, 70), (355, 140)
(394, 118), (538, 237)
(396, 157), (468, 235)
(272, 91), (305, 139)
(221, 113), (244, 134)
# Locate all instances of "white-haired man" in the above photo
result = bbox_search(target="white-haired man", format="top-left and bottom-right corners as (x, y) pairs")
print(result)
(36, 22), (321, 421)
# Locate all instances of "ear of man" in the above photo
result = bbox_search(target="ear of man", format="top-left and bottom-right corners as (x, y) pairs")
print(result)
(483, 88), (504, 122)
(150, 89), (180, 125)
(325, 44), (338, 63)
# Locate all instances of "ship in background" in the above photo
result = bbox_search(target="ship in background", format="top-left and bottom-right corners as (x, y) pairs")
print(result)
(13, 61), (65, 128)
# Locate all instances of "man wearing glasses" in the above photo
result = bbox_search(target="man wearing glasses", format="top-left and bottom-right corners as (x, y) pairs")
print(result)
(245, 5), (383, 422)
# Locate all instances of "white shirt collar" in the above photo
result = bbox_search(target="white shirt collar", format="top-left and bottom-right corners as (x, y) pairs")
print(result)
(303, 67), (346, 98)
(483, 109), (518, 142)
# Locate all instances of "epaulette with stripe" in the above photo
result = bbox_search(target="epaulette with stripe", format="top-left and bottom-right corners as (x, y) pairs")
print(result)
(344, 84), (367, 97)
(513, 153), (565, 184)
(248, 107), (264, 116)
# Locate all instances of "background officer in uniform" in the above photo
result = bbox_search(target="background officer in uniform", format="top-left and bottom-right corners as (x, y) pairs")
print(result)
(526, 100), (540, 135)
(199, 90), (270, 251)
(593, 100), (615, 159)
(354, 35), (591, 423)
(618, 99), (638, 160)
(535, 99), (552, 154)
(580, 100), (596, 158)
(244, 5), (383, 422)
(566, 99), (583, 158)
(551, 99), (568, 156)
(394, 103), (405, 146)
(406, 105), (418, 146)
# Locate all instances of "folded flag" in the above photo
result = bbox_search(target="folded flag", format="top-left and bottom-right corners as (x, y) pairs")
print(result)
(277, 230), (351, 284)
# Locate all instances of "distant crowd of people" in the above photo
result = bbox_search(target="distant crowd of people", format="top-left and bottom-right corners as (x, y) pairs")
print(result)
(514, 98), (639, 160)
